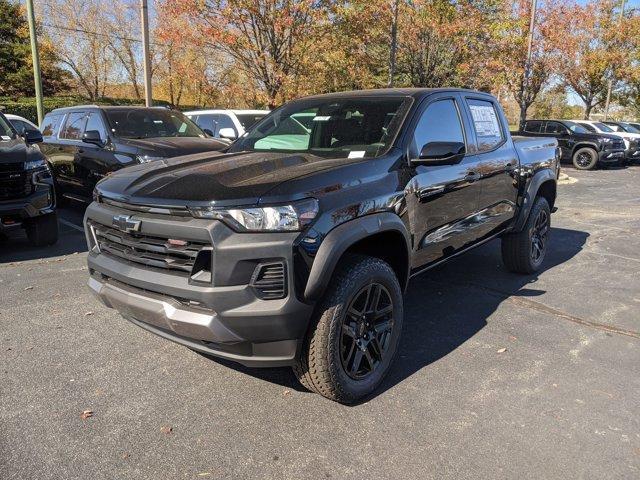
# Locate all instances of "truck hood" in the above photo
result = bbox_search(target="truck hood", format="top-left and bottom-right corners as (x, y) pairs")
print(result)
(0, 137), (43, 165)
(118, 136), (229, 157)
(95, 150), (366, 207)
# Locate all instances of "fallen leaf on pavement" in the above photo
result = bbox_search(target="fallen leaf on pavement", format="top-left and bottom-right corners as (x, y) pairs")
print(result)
(497, 348), (507, 353)
(80, 410), (93, 420)
(160, 426), (173, 435)
(24, 286), (34, 291)
(282, 389), (291, 396)
(85, 312), (93, 316)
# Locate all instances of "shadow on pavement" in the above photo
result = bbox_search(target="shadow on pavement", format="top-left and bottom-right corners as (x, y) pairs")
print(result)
(0, 206), (88, 264)
(199, 227), (590, 401)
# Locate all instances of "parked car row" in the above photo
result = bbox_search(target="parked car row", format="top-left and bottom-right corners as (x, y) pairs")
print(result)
(519, 118), (640, 170)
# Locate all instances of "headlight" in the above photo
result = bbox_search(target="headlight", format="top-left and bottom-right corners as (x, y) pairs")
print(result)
(137, 155), (165, 163)
(189, 198), (319, 232)
(24, 159), (48, 170)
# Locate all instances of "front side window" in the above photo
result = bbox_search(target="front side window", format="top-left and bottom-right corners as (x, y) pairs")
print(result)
(41, 114), (64, 137)
(231, 96), (412, 159)
(190, 114), (218, 135)
(412, 99), (465, 155)
(466, 98), (504, 152)
(580, 123), (597, 133)
(217, 114), (237, 136)
(61, 112), (88, 140)
(85, 112), (108, 140)
(104, 109), (205, 139)
(524, 121), (542, 133)
(620, 122), (640, 133)
(564, 121), (589, 134)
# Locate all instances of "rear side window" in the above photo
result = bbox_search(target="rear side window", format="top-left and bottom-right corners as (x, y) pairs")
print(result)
(61, 112), (88, 140)
(524, 121), (542, 133)
(466, 98), (504, 152)
(41, 114), (64, 137)
(412, 99), (465, 155)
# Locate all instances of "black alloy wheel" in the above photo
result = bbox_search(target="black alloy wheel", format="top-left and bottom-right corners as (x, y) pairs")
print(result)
(530, 208), (549, 266)
(340, 283), (394, 380)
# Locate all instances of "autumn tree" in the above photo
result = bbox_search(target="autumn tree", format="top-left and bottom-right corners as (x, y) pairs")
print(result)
(0, 0), (70, 96)
(547, 0), (632, 118)
(162, 0), (327, 108)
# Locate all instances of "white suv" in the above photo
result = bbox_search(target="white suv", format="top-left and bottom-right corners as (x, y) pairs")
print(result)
(185, 109), (269, 141)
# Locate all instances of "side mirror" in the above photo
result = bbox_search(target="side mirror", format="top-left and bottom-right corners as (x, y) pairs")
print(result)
(83, 130), (103, 146)
(24, 129), (43, 144)
(203, 128), (214, 137)
(218, 127), (237, 140)
(416, 141), (466, 165)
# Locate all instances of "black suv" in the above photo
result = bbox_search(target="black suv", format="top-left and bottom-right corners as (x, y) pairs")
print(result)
(0, 111), (58, 246)
(39, 106), (229, 204)
(520, 119), (625, 170)
(85, 88), (559, 403)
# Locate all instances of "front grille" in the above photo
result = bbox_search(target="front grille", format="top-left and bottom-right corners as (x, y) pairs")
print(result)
(0, 164), (33, 201)
(90, 221), (209, 274)
(251, 262), (287, 300)
(611, 140), (625, 150)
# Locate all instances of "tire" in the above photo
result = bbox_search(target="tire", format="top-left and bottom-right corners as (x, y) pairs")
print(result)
(25, 213), (59, 247)
(293, 254), (403, 404)
(572, 147), (598, 170)
(501, 197), (550, 274)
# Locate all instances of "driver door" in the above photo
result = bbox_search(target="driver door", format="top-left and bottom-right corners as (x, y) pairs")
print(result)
(405, 94), (483, 269)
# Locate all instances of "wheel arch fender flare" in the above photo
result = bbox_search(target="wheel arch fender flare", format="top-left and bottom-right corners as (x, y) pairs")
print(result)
(571, 142), (599, 156)
(513, 169), (556, 232)
(303, 212), (411, 303)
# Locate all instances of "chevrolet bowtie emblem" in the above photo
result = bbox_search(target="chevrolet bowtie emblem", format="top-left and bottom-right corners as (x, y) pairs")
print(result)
(112, 214), (141, 233)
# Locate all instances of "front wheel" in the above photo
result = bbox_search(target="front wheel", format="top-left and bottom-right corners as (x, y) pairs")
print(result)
(572, 147), (598, 170)
(501, 197), (550, 274)
(293, 254), (403, 403)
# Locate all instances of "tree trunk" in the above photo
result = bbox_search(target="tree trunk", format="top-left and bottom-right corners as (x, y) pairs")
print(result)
(388, 0), (399, 87)
(584, 103), (592, 119)
(518, 102), (528, 132)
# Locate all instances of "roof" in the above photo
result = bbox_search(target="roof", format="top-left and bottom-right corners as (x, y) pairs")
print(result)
(298, 87), (489, 102)
(48, 105), (172, 113)
(184, 109), (270, 115)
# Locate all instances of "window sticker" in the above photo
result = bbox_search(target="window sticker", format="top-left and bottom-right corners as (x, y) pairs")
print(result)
(313, 116), (331, 122)
(469, 104), (501, 138)
(348, 151), (365, 159)
(1, 135), (11, 141)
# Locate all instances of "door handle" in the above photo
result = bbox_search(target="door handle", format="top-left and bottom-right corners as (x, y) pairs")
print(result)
(464, 171), (481, 182)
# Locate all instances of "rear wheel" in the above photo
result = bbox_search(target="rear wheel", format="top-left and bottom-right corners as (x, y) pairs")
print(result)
(293, 254), (403, 404)
(501, 197), (550, 274)
(25, 213), (59, 247)
(572, 147), (598, 170)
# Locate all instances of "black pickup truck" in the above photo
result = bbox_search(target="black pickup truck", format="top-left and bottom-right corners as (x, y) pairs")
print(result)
(0, 111), (58, 246)
(84, 88), (559, 403)
(520, 119), (625, 170)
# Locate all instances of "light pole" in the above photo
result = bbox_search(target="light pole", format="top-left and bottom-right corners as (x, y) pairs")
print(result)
(603, 0), (626, 121)
(140, 0), (153, 107)
(25, 0), (44, 125)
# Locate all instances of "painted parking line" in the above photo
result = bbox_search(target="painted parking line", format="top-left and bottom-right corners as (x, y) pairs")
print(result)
(58, 218), (85, 233)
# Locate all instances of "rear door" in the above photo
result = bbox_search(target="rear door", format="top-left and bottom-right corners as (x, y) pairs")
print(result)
(462, 96), (519, 237)
(405, 93), (483, 268)
(544, 121), (573, 159)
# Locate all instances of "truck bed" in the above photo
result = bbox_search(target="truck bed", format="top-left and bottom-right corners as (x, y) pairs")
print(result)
(512, 135), (558, 167)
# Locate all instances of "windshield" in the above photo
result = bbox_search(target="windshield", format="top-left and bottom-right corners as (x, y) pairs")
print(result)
(592, 122), (613, 132)
(231, 96), (412, 158)
(564, 121), (589, 134)
(620, 122), (640, 134)
(104, 108), (205, 139)
(0, 113), (16, 139)
(236, 113), (268, 130)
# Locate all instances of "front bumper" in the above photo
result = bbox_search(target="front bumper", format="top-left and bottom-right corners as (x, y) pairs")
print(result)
(598, 149), (625, 164)
(624, 148), (640, 161)
(84, 201), (314, 367)
(0, 184), (55, 231)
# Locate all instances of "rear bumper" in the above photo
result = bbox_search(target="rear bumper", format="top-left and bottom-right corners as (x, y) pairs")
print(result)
(84, 201), (315, 367)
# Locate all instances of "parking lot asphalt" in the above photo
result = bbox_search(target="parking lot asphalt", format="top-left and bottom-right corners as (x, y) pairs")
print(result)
(1, 166), (639, 479)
